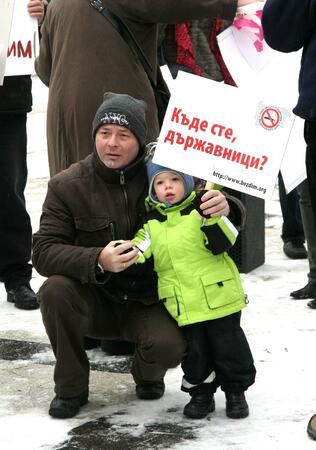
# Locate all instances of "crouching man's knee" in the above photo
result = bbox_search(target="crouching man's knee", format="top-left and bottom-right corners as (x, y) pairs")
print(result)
(38, 275), (85, 316)
(146, 333), (186, 369)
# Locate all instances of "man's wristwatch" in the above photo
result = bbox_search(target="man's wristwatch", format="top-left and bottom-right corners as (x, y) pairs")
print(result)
(96, 262), (105, 275)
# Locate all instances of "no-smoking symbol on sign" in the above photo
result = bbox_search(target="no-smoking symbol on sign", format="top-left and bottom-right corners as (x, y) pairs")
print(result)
(258, 106), (282, 130)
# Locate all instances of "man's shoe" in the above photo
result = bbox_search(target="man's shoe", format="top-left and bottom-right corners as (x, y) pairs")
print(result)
(283, 241), (308, 259)
(136, 380), (165, 400)
(183, 394), (215, 419)
(225, 392), (249, 419)
(49, 392), (88, 418)
(6, 283), (39, 310)
(307, 299), (316, 309)
(307, 414), (316, 440)
(84, 336), (101, 350)
(290, 282), (316, 300)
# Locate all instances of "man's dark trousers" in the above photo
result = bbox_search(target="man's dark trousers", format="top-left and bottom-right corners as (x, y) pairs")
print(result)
(38, 275), (186, 398)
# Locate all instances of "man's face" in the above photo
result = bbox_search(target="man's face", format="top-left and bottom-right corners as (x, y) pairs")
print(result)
(95, 124), (139, 169)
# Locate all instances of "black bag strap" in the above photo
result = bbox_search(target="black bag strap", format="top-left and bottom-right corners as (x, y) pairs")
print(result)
(88, 0), (158, 87)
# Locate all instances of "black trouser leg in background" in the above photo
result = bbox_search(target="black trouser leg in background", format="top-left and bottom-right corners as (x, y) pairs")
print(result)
(0, 114), (32, 290)
(305, 121), (316, 234)
(278, 172), (304, 243)
(297, 180), (316, 284)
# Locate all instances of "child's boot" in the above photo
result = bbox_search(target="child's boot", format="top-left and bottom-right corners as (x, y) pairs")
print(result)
(225, 392), (249, 418)
(183, 393), (215, 419)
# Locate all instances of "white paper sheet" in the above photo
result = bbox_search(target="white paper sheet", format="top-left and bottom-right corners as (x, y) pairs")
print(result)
(4, 0), (38, 77)
(0, 0), (15, 84)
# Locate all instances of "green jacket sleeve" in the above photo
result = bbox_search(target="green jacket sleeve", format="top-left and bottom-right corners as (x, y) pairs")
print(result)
(132, 224), (152, 263)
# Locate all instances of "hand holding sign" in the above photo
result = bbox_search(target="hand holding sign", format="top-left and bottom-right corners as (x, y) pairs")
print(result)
(233, 2), (275, 71)
(27, 0), (45, 25)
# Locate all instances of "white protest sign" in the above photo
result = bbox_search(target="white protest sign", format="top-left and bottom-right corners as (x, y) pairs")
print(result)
(4, 0), (38, 76)
(280, 117), (306, 192)
(217, 22), (305, 193)
(153, 71), (295, 200)
(0, 0), (15, 84)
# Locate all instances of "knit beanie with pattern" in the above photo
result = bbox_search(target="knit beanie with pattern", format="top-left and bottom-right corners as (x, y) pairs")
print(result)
(147, 159), (195, 203)
(92, 92), (147, 146)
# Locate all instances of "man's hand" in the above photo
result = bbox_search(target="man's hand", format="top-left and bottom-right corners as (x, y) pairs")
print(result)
(27, 0), (45, 25)
(98, 240), (139, 273)
(199, 189), (229, 217)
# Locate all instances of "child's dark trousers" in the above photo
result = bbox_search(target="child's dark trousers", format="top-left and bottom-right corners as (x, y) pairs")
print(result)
(181, 312), (256, 395)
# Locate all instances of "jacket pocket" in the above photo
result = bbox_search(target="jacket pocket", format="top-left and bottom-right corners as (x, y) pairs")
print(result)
(158, 285), (181, 317)
(74, 216), (113, 247)
(201, 270), (241, 310)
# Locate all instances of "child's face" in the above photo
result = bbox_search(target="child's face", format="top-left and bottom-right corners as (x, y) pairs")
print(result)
(153, 172), (186, 204)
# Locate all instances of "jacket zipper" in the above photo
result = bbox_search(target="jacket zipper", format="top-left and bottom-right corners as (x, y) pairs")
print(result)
(120, 170), (131, 232)
(120, 171), (130, 303)
(109, 222), (116, 239)
(175, 294), (180, 316)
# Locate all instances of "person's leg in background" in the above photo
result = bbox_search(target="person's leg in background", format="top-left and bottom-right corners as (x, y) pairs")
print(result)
(0, 114), (38, 310)
(305, 121), (316, 233)
(303, 121), (316, 439)
(290, 180), (316, 303)
(278, 172), (307, 259)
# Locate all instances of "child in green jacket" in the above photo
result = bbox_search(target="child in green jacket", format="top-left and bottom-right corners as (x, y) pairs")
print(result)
(130, 150), (256, 420)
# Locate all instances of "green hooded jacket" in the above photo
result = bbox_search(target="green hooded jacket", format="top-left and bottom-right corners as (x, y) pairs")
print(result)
(133, 191), (247, 326)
